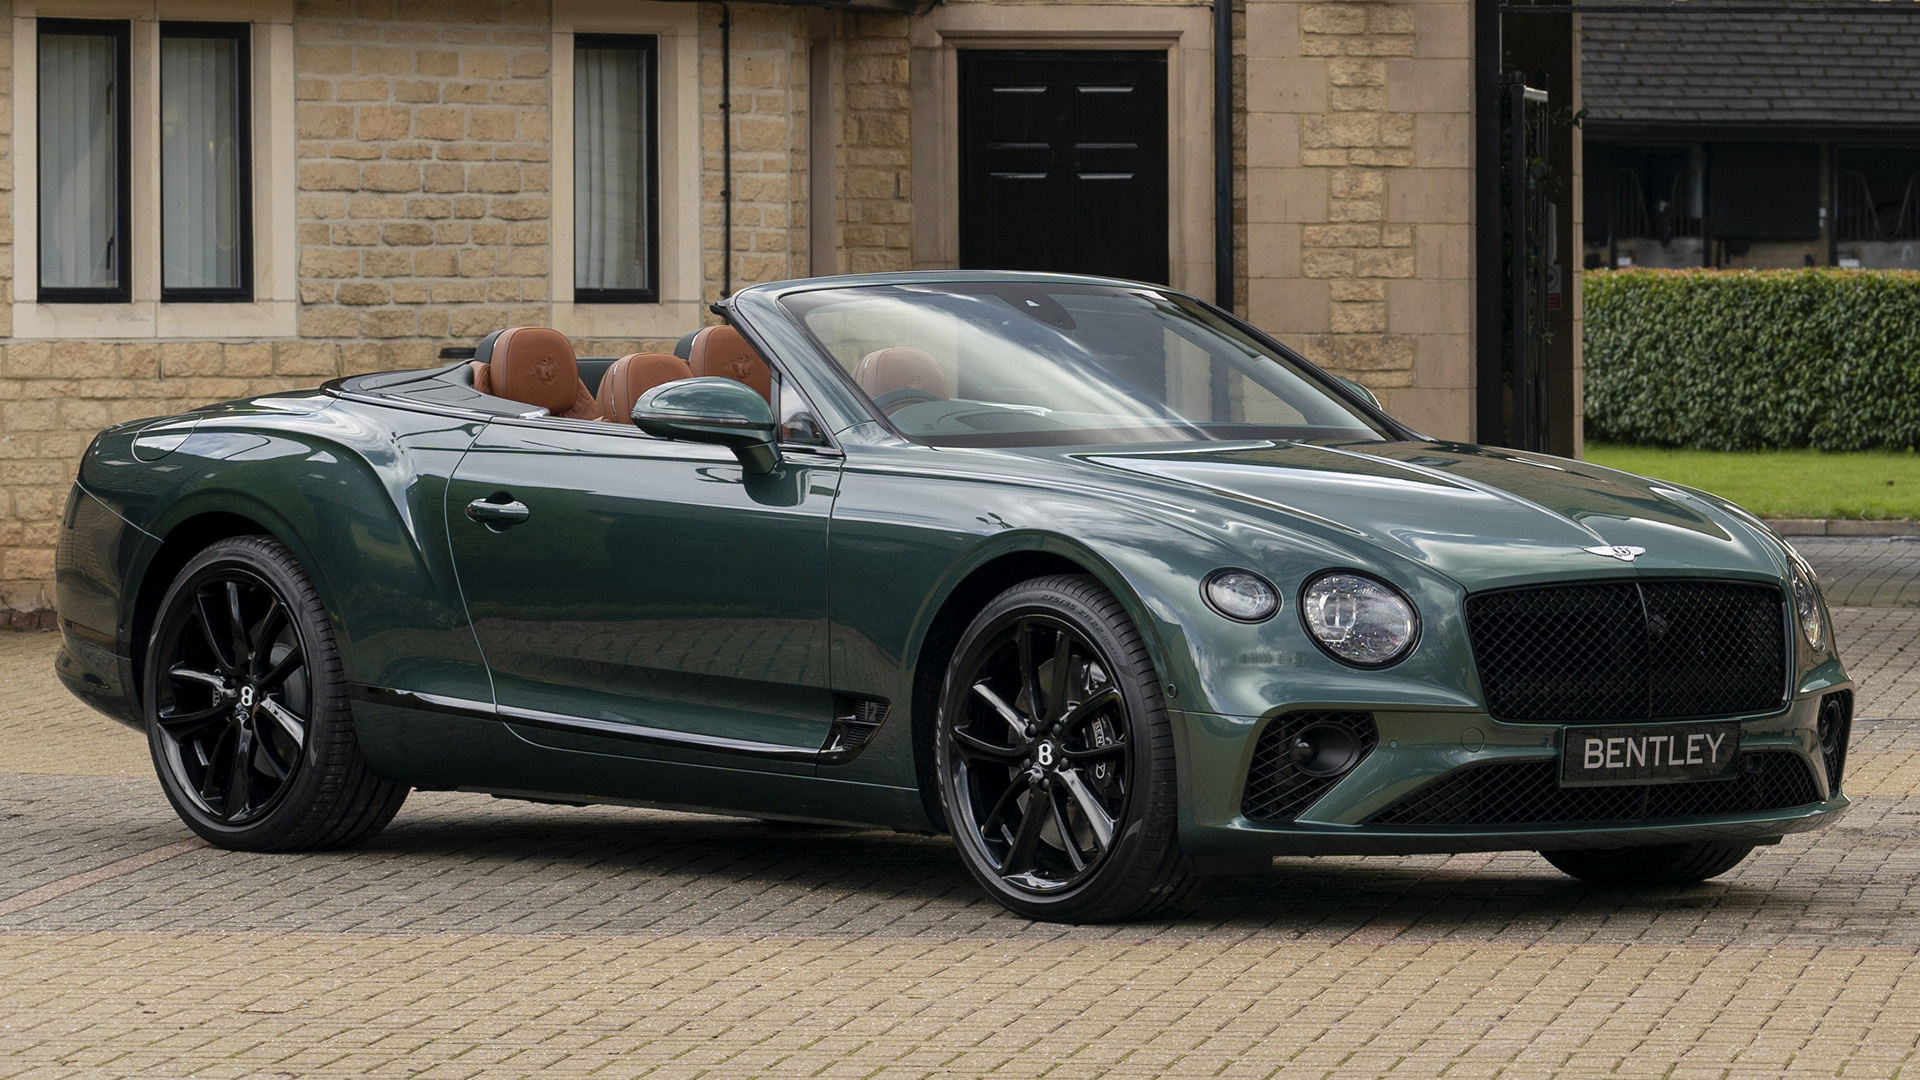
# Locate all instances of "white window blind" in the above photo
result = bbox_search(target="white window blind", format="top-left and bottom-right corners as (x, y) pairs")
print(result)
(575, 38), (655, 298)
(160, 30), (247, 296)
(39, 27), (122, 294)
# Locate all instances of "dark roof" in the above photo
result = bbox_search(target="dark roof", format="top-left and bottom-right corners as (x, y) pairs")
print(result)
(1582, 10), (1920, 131)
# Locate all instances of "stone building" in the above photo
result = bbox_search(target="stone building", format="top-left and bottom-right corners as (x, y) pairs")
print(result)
(1, 0), (1524, 624)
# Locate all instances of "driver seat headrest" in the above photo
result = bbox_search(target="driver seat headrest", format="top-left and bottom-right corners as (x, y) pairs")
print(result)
(688, 326), (772, 403)
(855, 347), (949, 401)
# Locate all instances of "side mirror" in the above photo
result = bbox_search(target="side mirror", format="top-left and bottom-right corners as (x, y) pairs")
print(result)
(1332, 375), (1382, 410)
(632, 377), (782, 474)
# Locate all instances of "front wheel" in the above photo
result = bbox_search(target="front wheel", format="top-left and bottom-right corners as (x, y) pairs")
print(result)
(1541, 842), (1755, 886)
(144, 535), (408, 851)
(936, 574), (1193, 922)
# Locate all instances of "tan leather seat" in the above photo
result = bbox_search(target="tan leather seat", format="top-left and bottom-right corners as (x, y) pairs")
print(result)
(469, 327), (600, 420)
(595, 352), (692, 423)
(688, 326), (772, 403)
(854, 347), (949, 412)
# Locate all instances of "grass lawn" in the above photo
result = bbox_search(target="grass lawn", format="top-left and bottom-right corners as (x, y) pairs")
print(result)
(1583, 444), (1920, 521)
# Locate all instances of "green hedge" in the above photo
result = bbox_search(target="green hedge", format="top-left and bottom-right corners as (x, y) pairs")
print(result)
(1583, 268), (1920, 451)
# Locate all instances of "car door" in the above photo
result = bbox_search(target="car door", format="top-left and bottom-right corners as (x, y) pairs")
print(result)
(445, 409), (842, 776)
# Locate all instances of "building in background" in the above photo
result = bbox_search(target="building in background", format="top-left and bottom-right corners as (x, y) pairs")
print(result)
(0, 0), (1513, 623)
(1583, 8), (1920, 271)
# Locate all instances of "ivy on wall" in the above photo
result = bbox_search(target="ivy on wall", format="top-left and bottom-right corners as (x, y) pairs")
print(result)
(1584, 268), (1920, 451)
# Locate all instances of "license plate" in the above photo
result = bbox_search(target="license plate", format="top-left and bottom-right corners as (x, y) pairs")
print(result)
(1559, 722), (1741, 787)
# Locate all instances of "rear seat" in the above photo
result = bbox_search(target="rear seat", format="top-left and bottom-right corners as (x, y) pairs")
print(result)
(467, 327), (601, 420)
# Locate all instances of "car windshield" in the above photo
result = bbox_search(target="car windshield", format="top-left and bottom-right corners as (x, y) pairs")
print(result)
(780, 281), (1390, 447)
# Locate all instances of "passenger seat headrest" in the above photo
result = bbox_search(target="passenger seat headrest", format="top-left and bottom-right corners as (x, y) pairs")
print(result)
(688, 326), (772, 403)
(597, 353), (693, 423)
(855, 347), (949, 401)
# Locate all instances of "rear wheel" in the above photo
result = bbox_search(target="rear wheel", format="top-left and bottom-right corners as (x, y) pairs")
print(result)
(936, 574), (1192, 922)
(1541, 842), (1754, 885)
(145, 536), (407, 851)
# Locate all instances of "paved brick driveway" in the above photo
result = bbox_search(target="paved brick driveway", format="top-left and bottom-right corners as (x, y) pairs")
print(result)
(3, 540), (1919, 1078)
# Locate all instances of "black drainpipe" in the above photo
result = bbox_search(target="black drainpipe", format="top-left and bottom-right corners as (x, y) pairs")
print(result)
(719, 1), (734, 298)
(1213, 0), (1233, 313)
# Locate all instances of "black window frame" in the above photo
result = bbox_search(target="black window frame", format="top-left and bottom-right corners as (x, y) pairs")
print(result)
(572, 33), (660, 305)
(37, 18), (132, 305)
(158, 21), (254, 304)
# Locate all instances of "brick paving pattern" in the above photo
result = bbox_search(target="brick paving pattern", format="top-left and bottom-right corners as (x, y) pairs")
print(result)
(1797, 537), (1920, 608)
(2, 538), (1918, 1077)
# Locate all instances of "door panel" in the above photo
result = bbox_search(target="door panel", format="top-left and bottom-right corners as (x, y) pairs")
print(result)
(445, 420), (841, 772)
(960, 50), (1169, 284)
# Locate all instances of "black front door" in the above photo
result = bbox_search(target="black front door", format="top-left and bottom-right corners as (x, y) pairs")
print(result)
(959, 50), (1169, 285)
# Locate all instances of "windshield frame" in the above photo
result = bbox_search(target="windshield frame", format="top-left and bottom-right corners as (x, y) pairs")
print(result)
(768, 276), (1419, 449)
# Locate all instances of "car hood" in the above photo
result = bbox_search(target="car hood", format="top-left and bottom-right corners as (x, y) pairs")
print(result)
(1076, 440), (1790, 591)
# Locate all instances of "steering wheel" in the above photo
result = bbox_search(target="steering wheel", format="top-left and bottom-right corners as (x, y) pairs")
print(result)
(872, 387), (941, 415)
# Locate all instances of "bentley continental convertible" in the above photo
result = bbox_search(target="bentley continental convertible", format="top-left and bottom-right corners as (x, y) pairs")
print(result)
(54, 272), (1853, 922)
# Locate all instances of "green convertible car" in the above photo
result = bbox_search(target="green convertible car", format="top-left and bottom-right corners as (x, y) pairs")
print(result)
(55, 271), (1852, 922)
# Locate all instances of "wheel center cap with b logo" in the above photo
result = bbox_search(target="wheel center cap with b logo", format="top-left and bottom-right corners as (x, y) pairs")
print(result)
(1035, 741), (1058, 769)
(239, 685), (256, 710)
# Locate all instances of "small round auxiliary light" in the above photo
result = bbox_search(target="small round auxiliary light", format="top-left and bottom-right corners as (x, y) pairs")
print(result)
(1288, 721), (1363, 778)
(1204, 570), (1280, 622)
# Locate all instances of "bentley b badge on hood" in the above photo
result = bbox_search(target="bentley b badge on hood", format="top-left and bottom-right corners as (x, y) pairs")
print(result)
(1585, 545), (1647, 561)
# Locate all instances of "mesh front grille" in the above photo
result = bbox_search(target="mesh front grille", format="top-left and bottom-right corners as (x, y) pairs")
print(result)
(1466, 580), (1789, 722)
(1367, 750), (1822, 828)
(1242, 711), (1377, 821)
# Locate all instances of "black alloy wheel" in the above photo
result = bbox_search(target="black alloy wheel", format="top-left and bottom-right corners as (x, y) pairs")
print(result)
(153, 569), (309, 824)
(146, 536), (407, 850)
(937, 574), (1192, 921)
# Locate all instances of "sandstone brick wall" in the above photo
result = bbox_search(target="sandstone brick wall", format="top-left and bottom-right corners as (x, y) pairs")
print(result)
(1244, 0), (1473, 438)
(836, 13), (911, 276)
(295, 0), (554, 373)
(699, 4), (805, 303)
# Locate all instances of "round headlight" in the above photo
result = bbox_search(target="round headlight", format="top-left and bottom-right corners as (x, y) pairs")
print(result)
(1204, 569), (1279, 622)
(1790, 558), (1827, 652)
(1300, 572), (1418, 666)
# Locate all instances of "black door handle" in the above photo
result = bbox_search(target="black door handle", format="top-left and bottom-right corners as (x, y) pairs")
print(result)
(466, 496), (531, 529)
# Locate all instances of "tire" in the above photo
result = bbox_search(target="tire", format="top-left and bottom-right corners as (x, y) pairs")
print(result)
(143, 535), (408, 851)
(1540, 842), (1755, 886)
(935, 574), (1193, 922)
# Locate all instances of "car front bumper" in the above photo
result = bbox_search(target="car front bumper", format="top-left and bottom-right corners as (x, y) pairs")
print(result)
(1173, 688), (1852, 860)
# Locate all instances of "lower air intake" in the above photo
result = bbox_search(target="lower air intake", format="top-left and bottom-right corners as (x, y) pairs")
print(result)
(1818, 691), (1852, 794)
(1367, 750), (1822, 828)
(1242, 711), (1377, 822)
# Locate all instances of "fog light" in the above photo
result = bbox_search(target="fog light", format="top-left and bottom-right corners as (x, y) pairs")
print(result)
(1288, 721), (1363, 778)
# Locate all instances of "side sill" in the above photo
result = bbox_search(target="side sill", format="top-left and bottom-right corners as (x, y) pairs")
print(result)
(347, 683), (824, 764)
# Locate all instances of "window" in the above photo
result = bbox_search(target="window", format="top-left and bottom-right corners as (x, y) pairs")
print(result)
(16, 10), (293, 337)
(160, 23), (251, 302)
(572, 34), (658, 303)
(38, 20), (130, 303)
(34, 19), (254, 307)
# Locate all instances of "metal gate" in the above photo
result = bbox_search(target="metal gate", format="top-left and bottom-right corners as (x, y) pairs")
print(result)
(1504, 74), (1552, 453)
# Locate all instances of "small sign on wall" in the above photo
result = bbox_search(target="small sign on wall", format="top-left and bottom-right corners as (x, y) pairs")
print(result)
(1546, 263), (1563, 311)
